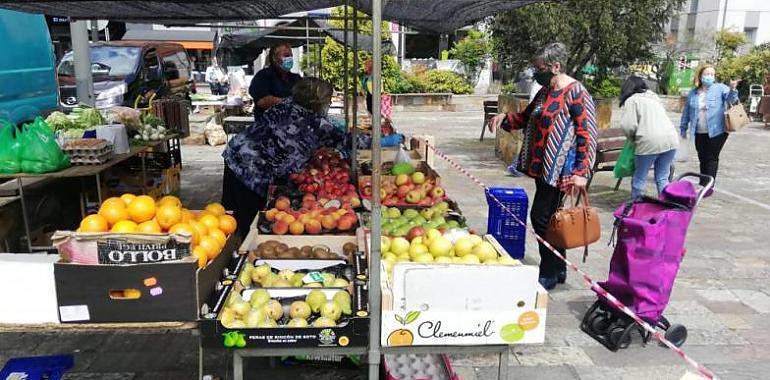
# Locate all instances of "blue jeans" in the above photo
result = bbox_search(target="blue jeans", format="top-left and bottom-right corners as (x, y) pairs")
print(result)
(632, 149), (676, 198)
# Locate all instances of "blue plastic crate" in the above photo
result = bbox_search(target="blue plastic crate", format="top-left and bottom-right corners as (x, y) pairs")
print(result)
(1, 355), (73, 380)
(485, 187), (528, 259)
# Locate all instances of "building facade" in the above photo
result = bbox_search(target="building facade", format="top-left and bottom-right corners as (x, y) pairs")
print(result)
(671, 0), (770, 48)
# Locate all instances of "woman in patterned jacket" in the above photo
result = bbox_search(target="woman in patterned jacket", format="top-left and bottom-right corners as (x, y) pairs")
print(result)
(222, 78), (349, 237)
(488, 43), (598, 290)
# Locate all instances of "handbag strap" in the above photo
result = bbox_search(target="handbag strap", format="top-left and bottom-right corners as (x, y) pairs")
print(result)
(582, 206), (590, 262)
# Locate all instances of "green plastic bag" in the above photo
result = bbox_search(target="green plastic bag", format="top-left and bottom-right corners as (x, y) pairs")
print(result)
(0, 120), (21, 174)
(19, 117), (70, 173)
(613, 141), (635, 179)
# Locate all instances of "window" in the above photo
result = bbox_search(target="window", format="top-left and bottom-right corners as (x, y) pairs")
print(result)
(689, 0), (699, 13)
(745, 27), (757, 45)
(57, 47), (141, 78)
(670, 16), (679, 32)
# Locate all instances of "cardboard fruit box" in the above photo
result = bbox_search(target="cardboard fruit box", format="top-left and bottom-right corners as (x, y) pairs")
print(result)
(370, 234), (548, 346)
(51, 231), (239, 323)
(200, 281), (370, 349)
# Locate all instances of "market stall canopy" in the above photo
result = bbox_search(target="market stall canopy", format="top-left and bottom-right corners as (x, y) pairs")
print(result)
(217, 18), (394, 66)
(0, 0), (544, 33)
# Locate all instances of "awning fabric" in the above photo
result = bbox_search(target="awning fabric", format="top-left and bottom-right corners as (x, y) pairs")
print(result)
(175, 41), (214, 50)
(0, 0), (542, 33)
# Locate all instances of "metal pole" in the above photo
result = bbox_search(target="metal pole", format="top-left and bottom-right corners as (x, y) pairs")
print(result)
(351, 6), (359, 176)
(70, 20), (95, 107)
(400, 25), (406, 65)
(306, 19), (311, 75)
(721, 0), (729, 30)
(368, 0), (383, 377)
(343, 1), (350, 129)
(90, 20), (98, 42)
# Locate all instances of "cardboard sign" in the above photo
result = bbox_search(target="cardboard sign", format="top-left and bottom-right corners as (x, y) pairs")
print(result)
(381, 309), (546, 346)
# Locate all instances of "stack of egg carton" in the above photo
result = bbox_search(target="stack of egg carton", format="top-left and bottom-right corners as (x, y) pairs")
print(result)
(62, 138), (114, 165)
(383, 354), (458, 380)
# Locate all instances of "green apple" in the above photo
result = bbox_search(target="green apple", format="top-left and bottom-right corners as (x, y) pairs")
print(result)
(411, 216), (427, 225)
(446, 220), (460, 228)
(429, 237), (453, 257)
(436, 201), (450, 211)
(408, 243), (429, 259)
(413, 253), (434, 263)
(387, 207), (402, 218)
(419, 208), (435, 220)
(403, 209), (419, 219)
(453, 237), (474, 257)
(381, 236), (392, 253)
(390, 237), (410, 255)
(411, 172), (426, 184)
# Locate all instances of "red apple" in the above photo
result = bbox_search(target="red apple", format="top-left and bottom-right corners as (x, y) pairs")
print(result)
(406, 226), (425, 241)
(397, 185), (412, 199)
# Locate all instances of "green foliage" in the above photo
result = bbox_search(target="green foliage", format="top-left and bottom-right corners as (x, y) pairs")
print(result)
(501, 83), (517, 94)
(714, 30), (747, 60)
(449, 30), (492, 82)
(410, 70), (473, 95)
(716, 49), (770, 87)
(302, 38), (401, 94)
(584, 76), (622, 99)
(492, 0), (687, 80)
(328, 6), (391, 39)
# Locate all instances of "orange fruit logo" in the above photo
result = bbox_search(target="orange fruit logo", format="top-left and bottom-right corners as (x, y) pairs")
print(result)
(79, 214), (109, 233)
(127, 195), (156, 223)
(518, 311), (540, 331)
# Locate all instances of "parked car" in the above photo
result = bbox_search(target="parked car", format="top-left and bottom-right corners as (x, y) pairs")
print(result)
(57, 41), (194, 110)
(0, 9), (58, 124)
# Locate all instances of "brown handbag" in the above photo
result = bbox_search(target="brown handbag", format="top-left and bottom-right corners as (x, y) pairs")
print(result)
(725, 101), (749, 132)
(544, 188), (601, 262)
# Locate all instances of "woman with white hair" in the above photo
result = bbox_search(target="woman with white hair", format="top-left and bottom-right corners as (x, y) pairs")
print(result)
(489, 42), (598, 290)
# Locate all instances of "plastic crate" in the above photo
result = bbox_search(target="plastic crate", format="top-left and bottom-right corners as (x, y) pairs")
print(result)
(485, 187), (528, 259)
(1, 355), (73, 380)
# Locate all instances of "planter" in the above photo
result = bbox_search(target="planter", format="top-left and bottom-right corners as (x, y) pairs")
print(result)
(494, 94), (528, 165)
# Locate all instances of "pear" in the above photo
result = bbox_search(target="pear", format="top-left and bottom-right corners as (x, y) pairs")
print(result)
(291, 273), (306, 287)
(304, 282), (323, 288)
(226, 292), (243, 307)
(238, 270), (253, 287)
(249, 289), (271, 308)
(278, 269), (295, 281)
(262, 299), (284, 321)
(287, 318), (309, 327)
(312, 316), (337, 327)
(332, 290), (352, 315)
(289, 301), (312, 319)
(229, 320), (247, 328)
(257, 318), (278, 328)
(332, 278), (350, 287)
(220, 307), (236, 327)
(305, 290), (327, 313)
(253, 264), (272, 281)
(261, 273), (278, 287)
(321, 273), (336, 287)
(272, 278), (292, 288)
(231, 299), (251, 317)
(320, 301), (342, 322)
(245, 308), (267, 328)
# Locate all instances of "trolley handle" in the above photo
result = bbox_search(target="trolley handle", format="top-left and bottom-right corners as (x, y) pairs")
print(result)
(674, 172), (714, 206)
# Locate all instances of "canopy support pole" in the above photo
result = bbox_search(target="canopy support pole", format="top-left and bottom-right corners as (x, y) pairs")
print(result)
(351, 5), (359, 178)
(343, 1), (350, 129)
(70, 20), (94, 107)
(368, 0), (383, 377)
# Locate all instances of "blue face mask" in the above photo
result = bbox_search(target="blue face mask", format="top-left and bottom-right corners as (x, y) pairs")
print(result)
(701, 75), (715, 87)
(280, 57), (294, 72)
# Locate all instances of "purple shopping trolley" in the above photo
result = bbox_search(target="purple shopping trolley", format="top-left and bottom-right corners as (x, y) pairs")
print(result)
(581, 173), (714, 351)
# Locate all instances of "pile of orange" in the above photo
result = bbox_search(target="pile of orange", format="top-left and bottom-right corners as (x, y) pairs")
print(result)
(77, 195), (237, 269)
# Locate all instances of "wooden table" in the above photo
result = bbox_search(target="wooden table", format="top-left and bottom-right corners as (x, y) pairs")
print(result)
(0, 145), (152, 252)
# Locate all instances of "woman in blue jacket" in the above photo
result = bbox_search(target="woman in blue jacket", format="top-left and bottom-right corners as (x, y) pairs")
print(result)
(679, 64), (738, 194)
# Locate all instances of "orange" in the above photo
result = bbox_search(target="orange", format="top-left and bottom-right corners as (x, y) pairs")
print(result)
(98, 203), (129, 226)
(136, 219), (162, 234)
(127, 195), (156, 223)
(79, 214), (109, 233)
(181, 208), (195, 223)
(158, 195), (182, 209)
(198, 214), (220, 231)
(198, 236), (221, 260)
(218, 214), (237, 235)
(209, 228), (227, 248)
(169, 223), (197, 244)
(101, 197), (124, 209)
(205, 202), (226, 217)
(110, 220), (138, 233)
(119, 193), (137, 206)
(156, 205), (183, 230)
(188, 220), (208, 244)
(193, 246), (209, 269)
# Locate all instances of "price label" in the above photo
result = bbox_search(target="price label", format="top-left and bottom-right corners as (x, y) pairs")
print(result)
(303, 271), (324, 284)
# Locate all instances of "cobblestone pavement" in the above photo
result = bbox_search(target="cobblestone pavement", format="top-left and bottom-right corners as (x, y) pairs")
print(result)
(2, 110), (769, 380)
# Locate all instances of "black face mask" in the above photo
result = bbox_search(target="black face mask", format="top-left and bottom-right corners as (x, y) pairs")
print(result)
(533, 71), (554, 87)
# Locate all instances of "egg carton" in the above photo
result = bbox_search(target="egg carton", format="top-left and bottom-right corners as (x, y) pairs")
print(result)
(383, 354), (458, 380)
(69, 150), (113, 165)
(62, 139), (114, 156)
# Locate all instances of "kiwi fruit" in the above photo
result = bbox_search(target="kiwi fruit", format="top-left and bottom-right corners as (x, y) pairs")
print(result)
(287, 247), (301, 258)
(260, 246), (275, 258)
(312, 248), (328, 259)
(342, 242), (357, 254)
(277, 251), (294, 259)
(275, 243), (289, 253)
(297, 248), (311, 258)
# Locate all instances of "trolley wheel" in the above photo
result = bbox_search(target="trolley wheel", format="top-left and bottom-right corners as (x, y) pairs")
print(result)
(664, 324), (688, 347)
(658, 316), (671, 330)
(589, 314), (611, 334)
(609, 325), (632, 349)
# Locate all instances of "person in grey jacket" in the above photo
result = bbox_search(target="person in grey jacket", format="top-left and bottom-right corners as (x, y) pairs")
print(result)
(619, 76), (679, 198)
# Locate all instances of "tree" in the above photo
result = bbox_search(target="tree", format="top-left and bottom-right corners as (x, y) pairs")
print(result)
(449, 30), (491, 84)
(714, 29), (747, 61)
(650, 33), (711, 94)
(328, 6), (391, 39)
(491, 0), (687, 81)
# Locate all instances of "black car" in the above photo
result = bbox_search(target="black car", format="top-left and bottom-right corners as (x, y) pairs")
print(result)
(57, 41), (195, 110)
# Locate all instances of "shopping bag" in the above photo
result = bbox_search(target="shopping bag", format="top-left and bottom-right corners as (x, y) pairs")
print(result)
(0, 120), (21, 174)
(613, 141), (635, 179)
(725, 102), (749, 132)
(19, 117), (70, 173)
(675, 136), (691, 163)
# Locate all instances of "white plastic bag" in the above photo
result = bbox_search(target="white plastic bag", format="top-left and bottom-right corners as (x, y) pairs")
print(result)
(394, 147), (411, 165)
(675, 136), (691, 163)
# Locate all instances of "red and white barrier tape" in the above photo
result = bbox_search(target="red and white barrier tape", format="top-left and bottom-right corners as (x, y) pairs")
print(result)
(422, 139), (717, 380)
